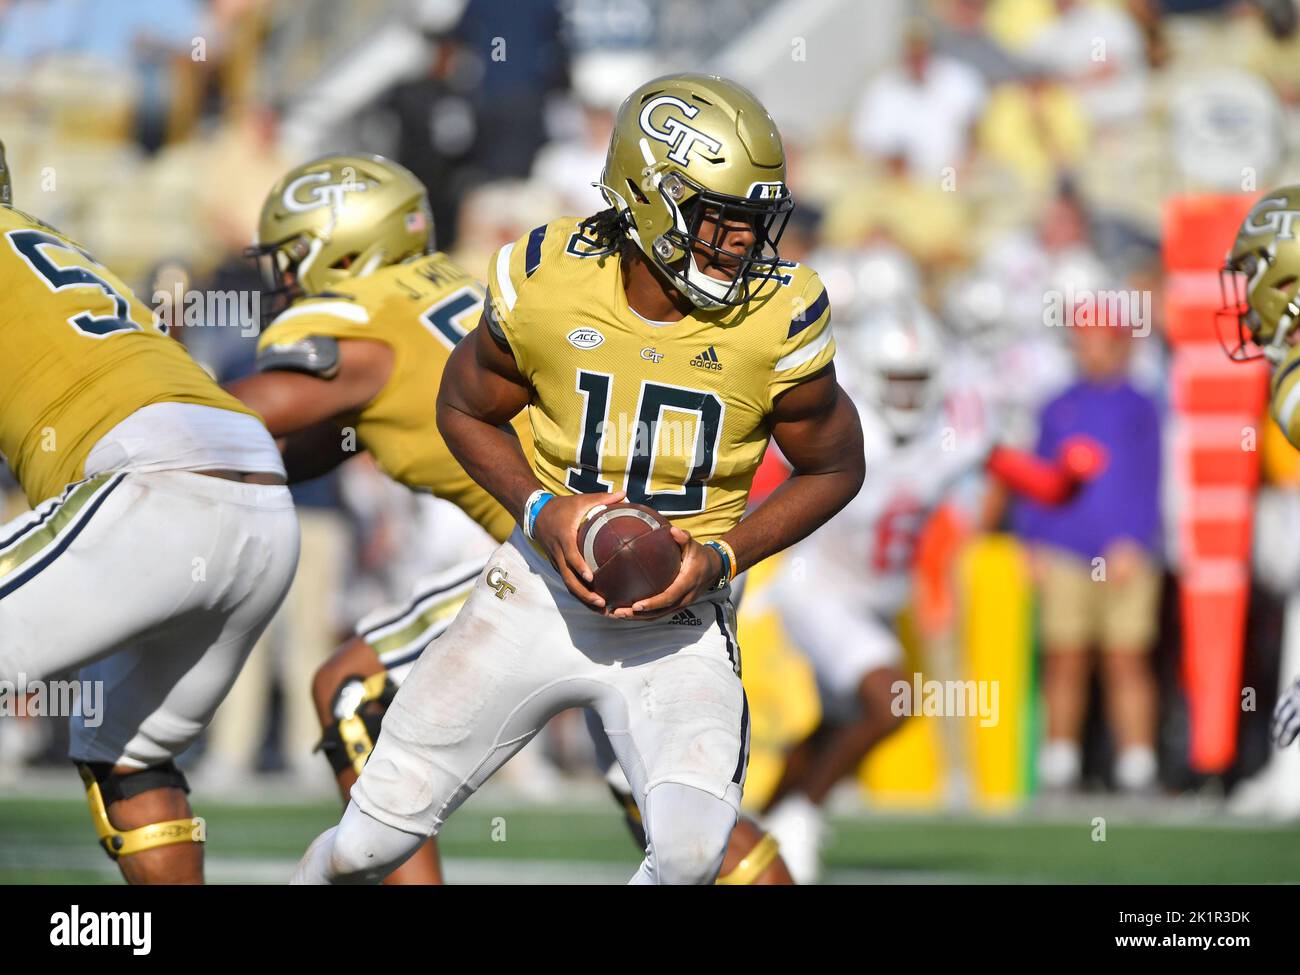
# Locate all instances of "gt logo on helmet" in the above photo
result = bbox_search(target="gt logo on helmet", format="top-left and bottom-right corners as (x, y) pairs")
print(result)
(1245, 196), (1300, 241)
(282, 171), (370, 214)
(638, 95), (723, 167)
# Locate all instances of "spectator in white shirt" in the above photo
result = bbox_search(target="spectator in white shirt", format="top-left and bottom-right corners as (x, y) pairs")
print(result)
(1023, 0), (1149, 128)
(851, 21), (988, 182)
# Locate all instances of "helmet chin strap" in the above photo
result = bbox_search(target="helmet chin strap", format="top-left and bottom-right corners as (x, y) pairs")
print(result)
(294, 236), (325, 292)
(355, 252), (384, 279)
(1267, 307), (1300, 364)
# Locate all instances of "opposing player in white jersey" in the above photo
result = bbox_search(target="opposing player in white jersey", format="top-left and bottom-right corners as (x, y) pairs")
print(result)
(762, 299), (1104, 883)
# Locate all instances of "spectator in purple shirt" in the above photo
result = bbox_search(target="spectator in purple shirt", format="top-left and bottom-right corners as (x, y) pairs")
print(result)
(1013, 320), (1162, 794)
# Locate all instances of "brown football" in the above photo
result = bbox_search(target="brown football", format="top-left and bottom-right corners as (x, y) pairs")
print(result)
(576, 502), (682, 610)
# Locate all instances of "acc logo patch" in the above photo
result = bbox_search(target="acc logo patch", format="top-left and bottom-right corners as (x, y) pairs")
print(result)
(638, 94), (723, 167)
(282, 170), (369, 214)
(567, 327), (605, 350)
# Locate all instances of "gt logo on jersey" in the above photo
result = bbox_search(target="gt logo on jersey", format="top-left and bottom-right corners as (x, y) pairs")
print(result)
(638, 95), (723, 167)
(1245, 196), (1300, 240)
(282, 171), (369, 214)
(641, 347), (664, 363)
(486, 566), (517, 600)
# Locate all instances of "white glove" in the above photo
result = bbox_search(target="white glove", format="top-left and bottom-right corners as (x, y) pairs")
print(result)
(1272, 673), (1300, 748)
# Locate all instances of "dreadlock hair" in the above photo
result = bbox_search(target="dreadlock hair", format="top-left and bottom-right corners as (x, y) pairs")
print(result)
(578, 206), (632, 254)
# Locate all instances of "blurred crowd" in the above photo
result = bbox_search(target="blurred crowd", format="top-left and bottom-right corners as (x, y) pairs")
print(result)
(4, 0), (1300, 810)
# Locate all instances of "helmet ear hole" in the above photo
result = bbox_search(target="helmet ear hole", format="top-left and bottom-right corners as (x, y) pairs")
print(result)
(625, 178), (648, 206)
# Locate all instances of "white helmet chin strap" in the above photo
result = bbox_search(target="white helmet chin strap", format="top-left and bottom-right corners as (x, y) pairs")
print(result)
(1267, 310), (1299, 365)
(677, 245), (736, 309)
(355, 252), (385, 279)
(294, 236), (326, 289)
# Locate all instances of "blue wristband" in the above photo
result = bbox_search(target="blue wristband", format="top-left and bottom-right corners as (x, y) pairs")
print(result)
(704, 540), (734, 590)
(523, 490), (555, 540)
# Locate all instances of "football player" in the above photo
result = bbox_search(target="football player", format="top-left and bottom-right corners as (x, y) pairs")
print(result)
(0, 141), (300, 884)
(1220, 186), (1300, 757)
(227, 152), (523, 885)
(762, 300), (1103, 883)
(233, 152), (790, 885)
(293, 73), (866, 885)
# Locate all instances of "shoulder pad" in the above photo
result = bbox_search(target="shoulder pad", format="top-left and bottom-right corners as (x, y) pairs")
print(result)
(257, 335), (342, 379)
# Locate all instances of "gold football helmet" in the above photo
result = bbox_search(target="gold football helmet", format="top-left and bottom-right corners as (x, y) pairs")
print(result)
(248, 153), (432, 314)
(1221, 186), (1300, 363)
(1, 140), (11, 206)
(599, 73), (793, 309)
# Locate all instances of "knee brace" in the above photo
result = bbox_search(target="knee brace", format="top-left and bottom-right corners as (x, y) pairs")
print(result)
(715, 831), (781, 885)
(76, 761), (206, 861)
(317, 672), (397, 776)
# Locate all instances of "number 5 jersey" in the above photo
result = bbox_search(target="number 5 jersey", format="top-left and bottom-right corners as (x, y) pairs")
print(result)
(0, 206), (270, 507)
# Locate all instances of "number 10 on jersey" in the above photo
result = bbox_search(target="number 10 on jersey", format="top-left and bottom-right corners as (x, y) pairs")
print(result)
(566, 370), (724, 515)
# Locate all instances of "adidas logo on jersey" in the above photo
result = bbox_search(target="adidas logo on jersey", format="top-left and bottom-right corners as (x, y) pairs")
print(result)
(668, 609), (703, 626)
(690, 346), (723, 371)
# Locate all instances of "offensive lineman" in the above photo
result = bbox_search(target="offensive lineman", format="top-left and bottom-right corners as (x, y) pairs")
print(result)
(293, 74), (865, 885)
(234, 152), (790, 884)
(0, 142), (300, 884)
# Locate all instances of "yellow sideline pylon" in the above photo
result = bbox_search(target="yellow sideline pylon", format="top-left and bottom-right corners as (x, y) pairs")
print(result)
(959, 534), (1035, 811)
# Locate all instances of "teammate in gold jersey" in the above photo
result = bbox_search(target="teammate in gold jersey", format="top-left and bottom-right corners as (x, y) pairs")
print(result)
(295, 75), (865, 885)
(1221, 186), (1300, 757)
(227, 153), (529, 885)
(0, 142), (300, 884)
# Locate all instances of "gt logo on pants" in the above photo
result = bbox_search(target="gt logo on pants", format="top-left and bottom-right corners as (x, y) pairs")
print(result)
(486, 566), (517, 600)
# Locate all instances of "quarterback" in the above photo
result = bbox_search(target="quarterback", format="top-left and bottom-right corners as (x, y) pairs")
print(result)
(293, 74), (865, 885)
(0, 143), (300, 883)
(236, 152), (792, 886)
(1221, 186), (1300, 754)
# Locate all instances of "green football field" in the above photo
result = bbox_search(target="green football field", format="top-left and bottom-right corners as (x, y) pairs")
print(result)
(3, 793), (1299, 884)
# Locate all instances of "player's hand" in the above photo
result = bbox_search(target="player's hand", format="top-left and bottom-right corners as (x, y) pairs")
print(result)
(610, 527), (722, 621)
(1273, 673), (1300, 749)
(533, 490), (626, 611)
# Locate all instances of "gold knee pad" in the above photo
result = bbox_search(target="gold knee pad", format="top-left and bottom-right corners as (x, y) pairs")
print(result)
(319, 672), (395, 776)
(715, 832), (780, 886)
(77, 764), (206, 861)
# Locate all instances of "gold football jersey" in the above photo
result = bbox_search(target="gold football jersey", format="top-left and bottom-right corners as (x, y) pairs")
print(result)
(1271, 344), (1300, 449)
(0, 206), (258, 507)
(256, 252), (529, 542)
(485, 218), (835, 540)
